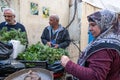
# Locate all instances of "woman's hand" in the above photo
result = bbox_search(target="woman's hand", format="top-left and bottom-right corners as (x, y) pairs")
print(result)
(60, 55), (70, 67)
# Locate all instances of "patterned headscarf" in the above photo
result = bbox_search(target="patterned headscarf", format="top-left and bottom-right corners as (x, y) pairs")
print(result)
(78, 10), (120, 66)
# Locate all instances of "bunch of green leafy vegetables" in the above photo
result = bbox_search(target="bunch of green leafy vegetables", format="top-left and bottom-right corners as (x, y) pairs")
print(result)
(18, 42), (69, 64)
(0, 27), (28, 45)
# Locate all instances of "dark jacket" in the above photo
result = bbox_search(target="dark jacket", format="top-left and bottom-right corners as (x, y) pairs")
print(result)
(41, 25), (70, 49)
(0, 22), (26, 32)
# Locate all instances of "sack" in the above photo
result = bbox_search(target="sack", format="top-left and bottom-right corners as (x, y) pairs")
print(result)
(0, 41), (13, 60)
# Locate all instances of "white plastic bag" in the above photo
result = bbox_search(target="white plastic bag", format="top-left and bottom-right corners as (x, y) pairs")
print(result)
(9, 40), (26, 59)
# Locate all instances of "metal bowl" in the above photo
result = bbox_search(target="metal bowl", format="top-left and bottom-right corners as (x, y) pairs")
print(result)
(4, 68), (53, 80)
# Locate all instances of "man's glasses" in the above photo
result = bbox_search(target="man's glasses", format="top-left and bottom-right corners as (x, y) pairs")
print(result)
(3, 15), (13, 17)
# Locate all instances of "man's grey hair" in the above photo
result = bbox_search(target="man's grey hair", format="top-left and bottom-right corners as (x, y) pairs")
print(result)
(3, 8), (15, 15)
(50, 14), (59, 22)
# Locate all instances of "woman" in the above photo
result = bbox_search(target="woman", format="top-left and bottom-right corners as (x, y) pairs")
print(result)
(61, 10), (120, 80)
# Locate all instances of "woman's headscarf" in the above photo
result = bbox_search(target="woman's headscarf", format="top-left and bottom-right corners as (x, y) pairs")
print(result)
(78, 10), (120, 66)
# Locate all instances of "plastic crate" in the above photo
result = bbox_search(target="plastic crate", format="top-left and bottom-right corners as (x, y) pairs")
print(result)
(18, 60), (48, 69)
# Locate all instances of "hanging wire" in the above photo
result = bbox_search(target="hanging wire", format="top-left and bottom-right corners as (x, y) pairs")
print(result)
(66, 0), (77, 29)
(65, 0), (82, 53)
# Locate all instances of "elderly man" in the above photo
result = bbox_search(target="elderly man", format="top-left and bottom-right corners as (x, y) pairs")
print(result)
(41, 14), (70, 49)
(0, 8), (26, 32)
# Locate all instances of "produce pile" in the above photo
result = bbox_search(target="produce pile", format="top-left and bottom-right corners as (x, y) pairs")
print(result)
(0, 27), (28, 45)
(18, 42), (69, 64)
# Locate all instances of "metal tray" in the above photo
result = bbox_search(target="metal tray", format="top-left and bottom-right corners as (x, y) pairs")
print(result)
(4, 68), (53, 80)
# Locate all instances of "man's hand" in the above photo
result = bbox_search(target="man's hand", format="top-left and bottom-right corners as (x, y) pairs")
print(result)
(54, 44), (59, 48)
(47, 42), (52, 47)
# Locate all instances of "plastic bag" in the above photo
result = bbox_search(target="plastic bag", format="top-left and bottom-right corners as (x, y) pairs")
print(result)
(0, 41), (13, 60)
(9, 40), (26, 59)
(48, 61), (64, 73)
